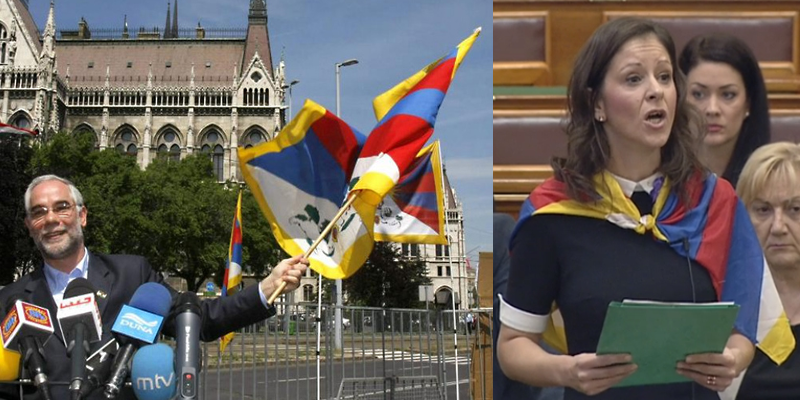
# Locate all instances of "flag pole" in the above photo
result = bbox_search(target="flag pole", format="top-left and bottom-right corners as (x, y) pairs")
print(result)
(267, 193), (358, 304)
(316, 272), (323, 400)
(440, 146), (461, 400)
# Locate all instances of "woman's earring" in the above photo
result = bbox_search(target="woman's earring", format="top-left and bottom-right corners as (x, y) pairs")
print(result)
(597, 115), (605, 122)
(745, 111), (750, 118)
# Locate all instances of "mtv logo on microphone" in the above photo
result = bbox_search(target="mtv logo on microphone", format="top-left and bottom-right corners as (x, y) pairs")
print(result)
(112, 305), (164, 343)
(136, 371), (174, 391)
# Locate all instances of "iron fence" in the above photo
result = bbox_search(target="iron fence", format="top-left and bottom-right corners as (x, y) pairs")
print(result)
(182, 303), (491, 400)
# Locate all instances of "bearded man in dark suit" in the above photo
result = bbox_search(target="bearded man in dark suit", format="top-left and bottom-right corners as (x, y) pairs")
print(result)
(0, 175), (308, 399)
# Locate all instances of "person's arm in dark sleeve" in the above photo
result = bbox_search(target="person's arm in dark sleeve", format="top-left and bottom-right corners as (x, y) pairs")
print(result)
(147, 255), (307, 341)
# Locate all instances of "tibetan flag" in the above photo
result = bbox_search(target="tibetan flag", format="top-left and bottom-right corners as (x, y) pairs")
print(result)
(220, 190), (243, 353)
(351, 28), (480, 208)
(506, 172), (794, 368)
(238, 99), (369, 279)
(0, 122), (37, 139)
(223, 190), (244, 297)
(374, 141), (446, 244)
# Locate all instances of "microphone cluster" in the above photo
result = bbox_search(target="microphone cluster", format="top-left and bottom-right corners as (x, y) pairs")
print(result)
(0, 279), (203, 400)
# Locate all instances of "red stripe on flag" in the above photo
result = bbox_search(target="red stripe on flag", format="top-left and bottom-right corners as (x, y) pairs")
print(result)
(311, 110), (363, 178)
(694, 179), (738, 299)
(406, 57), (457, 97)
(359, 115), (433, 161)
(231, 221), (242, 246)
(530, 179), (572, 210)
(397, 173), (437, 193)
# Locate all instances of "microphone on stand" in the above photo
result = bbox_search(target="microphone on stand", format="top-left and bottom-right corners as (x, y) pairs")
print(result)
(173, 292), (201, 400)
(0, 345), (21, 382)
(78, 337), (119, 398)
(130, 343), (177, 400)
(103, 282), (171, 399)
(2, 295), (56, 400)
(57, 278), (103, 400)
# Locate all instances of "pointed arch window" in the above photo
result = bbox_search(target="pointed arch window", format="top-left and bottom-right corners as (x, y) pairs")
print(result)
(241, 129), (265, 149)
(156, 128), (182, 162)
(10, 114), (30, 129)
(200, 129), (224, 181)
(0, 23), (8, 65)
(114, 128), (138, 157)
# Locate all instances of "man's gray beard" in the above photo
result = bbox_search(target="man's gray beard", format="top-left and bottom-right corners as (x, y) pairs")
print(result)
(36, 225), (84, 260)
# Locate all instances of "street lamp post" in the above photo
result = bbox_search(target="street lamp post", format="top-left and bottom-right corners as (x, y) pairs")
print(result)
(282, 79), (299, 121)
(334, 58), (358, 351)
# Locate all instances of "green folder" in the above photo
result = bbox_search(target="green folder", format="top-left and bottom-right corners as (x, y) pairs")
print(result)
(596, 300), (740, 387)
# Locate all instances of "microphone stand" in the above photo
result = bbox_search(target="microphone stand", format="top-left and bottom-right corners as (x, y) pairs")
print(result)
(68, 323), (88, 400)
(20, 337), (52, 400)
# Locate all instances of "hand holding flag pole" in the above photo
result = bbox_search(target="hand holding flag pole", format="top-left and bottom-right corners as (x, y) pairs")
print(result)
(266, 194), (358, 304)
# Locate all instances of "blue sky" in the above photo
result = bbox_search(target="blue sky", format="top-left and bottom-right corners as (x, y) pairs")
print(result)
(29, 0), (493, 265)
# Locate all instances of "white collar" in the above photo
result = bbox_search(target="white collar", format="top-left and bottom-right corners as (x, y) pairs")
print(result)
(609, 172), (663, 197)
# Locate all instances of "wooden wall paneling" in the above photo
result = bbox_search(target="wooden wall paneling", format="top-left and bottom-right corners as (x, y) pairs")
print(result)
(604, 11), (800, 92)
(493, 11), (551, 85)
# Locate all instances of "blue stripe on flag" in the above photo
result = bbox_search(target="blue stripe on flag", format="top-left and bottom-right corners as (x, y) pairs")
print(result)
(375, 89), (445, 129)
(721, 202), (764, 343)
(400, 192), (438, 210)
(247, 128), (347, 206)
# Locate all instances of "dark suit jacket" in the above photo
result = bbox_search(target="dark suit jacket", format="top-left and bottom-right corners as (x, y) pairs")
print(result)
(493, 213), (563, 400)
(0, 252), (275, 400)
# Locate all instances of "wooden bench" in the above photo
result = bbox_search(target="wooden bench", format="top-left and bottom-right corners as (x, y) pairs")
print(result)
(494, 110), (800, 217)
(493, 1), (800, 93)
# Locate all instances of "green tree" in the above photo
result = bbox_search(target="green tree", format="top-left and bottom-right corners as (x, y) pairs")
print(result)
(343, 242), (431, 308)
(139, 155), (234, 292)
(0, 137), (38, 283)
(28, 130), (96, 181)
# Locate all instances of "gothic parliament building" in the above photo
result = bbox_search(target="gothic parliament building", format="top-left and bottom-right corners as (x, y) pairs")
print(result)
(0, 0), (473, 309)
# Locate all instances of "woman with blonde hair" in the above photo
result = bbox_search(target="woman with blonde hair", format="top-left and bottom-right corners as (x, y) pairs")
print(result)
(736, 142), (800, 399)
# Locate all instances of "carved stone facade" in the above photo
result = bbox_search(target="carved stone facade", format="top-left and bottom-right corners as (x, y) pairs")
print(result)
(0, 0), (284, 182)
(2, 0), (470, 309)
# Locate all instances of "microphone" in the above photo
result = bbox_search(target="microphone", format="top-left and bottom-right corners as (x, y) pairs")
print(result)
(78, 338), (119, 398)
(104, 282), (171, 399)
(2, 296), (55, 399)
(174, 292), (201, 400)
(130, 343), (176, 400)
(0, 346), (21, 381)
(57, 278), (103, 399)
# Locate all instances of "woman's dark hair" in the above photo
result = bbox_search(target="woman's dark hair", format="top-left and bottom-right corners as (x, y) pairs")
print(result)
(679, 33), (771, 186)
(559, 17), (704, 203)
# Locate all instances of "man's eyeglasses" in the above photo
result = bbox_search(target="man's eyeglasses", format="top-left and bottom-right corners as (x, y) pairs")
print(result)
(29, 201), (77, 223)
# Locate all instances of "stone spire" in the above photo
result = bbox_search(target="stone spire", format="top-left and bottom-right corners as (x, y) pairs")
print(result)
(172, 0), (178, 38)
(164, 2), (172, 39)
(244, 0), (272, 73)
(249, 0), (267, 24)
(40, 1), (56, 59)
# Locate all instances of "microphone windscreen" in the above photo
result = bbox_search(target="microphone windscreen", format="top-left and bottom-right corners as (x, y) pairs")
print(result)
(64, 277), (95, 298)
(130, 343), (176, 400)
(0, 345), (20, 381)
(175, 291), (201, 315)
(130, 283), (172, 317)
